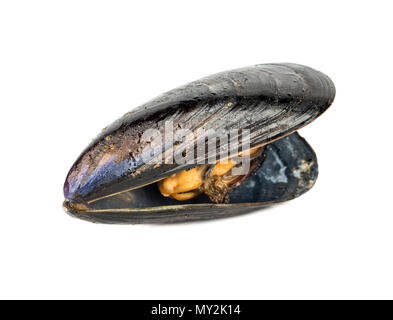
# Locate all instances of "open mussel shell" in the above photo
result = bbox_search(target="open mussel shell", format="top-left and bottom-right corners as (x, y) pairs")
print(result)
(63, 63), (335, 224)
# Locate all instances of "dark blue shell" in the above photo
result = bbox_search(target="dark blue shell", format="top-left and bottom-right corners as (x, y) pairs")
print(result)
(63, 63), (334, 224)
(230, 133), (317, 203)
(64, 63), (334, 205)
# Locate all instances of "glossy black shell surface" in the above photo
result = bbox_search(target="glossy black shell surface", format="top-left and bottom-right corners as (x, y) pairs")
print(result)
(64, 63), (334, 208)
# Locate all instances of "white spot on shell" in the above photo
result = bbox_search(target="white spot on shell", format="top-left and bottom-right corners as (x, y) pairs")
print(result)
(262, 150), (288, 183)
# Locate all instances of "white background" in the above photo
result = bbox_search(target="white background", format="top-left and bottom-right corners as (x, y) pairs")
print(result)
(0, 0), (392, 299)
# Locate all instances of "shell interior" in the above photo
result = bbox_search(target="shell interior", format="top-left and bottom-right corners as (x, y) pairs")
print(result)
(64, 132), (318, 223)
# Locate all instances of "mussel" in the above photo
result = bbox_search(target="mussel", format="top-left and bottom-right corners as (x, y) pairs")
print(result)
(63, 63), (335, 224)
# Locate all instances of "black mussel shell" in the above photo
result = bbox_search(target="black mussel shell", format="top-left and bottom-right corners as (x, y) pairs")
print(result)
(63, 63), (335, 223)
